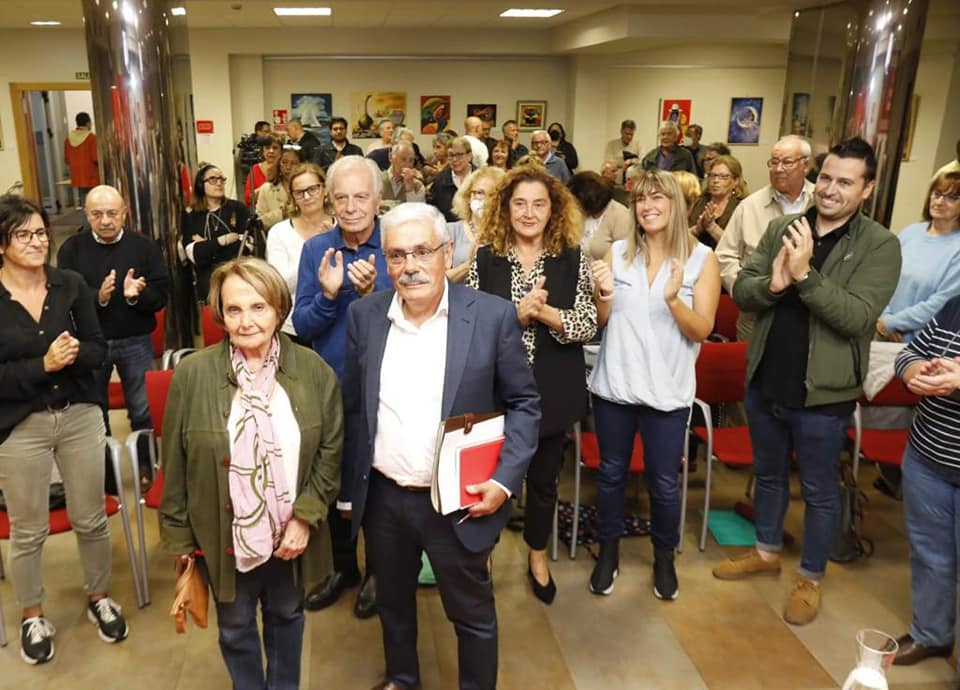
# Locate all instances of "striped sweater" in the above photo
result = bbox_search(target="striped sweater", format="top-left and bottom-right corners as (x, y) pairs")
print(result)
(895, 295), (960, 480)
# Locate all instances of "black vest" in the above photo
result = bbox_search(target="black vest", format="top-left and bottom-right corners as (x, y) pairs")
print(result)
(475, 246), (588, 437)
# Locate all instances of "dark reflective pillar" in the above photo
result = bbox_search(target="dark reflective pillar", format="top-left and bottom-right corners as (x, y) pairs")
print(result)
(81, 0), (194, 348)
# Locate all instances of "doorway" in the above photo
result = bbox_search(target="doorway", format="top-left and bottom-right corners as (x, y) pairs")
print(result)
(10, 82), (94, 211)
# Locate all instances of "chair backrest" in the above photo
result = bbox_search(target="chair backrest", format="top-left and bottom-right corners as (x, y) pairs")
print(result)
(145, 369), (176, 436)
(151, 307), (166, 358)
(713, 294), (739, 341)
(200, 305), (225, 346)
(581, 431), (644, 472)
(866, 376), (921, 407)
(695, 341), (749, 405)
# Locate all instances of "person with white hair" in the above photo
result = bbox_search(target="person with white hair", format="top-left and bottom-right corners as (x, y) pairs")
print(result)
(380, 142), (426, 205)
(293, 154), (392, 619)
(640, 121), (696, 173)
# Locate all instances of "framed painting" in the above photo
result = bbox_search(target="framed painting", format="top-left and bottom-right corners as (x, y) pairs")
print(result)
(727, 97), (763, 144)
(467, 103), (497, 125)
(659, 99), (692, 138)
(516, 100), (546, 131)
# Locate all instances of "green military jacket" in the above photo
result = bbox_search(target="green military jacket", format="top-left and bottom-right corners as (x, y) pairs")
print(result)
(733, 210), (901, 407)
(159, 335), (342, 602)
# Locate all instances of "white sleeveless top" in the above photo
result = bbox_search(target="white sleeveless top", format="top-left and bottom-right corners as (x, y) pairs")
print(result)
(589, 240), (710, 411)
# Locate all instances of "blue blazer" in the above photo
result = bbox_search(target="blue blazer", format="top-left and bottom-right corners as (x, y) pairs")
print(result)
(342, 281), (541, 552)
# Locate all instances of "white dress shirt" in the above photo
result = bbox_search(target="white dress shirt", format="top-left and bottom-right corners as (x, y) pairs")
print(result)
(372, 283), (450, 487)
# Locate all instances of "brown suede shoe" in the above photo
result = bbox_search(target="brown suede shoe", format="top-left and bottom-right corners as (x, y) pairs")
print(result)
(712, 550), (781, 580)
(783, 577), (821, 626)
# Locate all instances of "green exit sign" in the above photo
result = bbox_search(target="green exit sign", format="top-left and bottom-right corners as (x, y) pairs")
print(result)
(75, 71), (89, 80)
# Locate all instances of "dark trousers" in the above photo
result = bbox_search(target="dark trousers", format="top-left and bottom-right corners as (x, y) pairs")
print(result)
(365, 470), (497, 690)
(592, 395), (688, 549)
(523, 433), (565, 551)
(746, 384), (847, 579)
(327, 507), (361, 581)
(215, 557), (305, 690)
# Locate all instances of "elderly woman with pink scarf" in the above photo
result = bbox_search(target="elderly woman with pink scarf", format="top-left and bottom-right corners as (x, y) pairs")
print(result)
(160, 257), (342, 690)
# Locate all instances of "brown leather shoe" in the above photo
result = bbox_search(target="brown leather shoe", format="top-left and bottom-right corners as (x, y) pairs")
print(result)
(893, 633), (952, 666)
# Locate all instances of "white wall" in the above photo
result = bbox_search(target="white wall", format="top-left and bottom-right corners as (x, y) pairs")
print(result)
(63, 90), (95, 132)
(572, 44), (789, 193)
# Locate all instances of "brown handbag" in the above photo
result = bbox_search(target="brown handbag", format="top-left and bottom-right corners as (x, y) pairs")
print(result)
(170, 556), (209, 634)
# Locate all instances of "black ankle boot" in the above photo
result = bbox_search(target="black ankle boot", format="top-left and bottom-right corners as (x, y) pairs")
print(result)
(589, 539), (620, 595)
(653, 546), (678, 601)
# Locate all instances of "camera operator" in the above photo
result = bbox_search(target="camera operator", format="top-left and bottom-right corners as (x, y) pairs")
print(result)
(235, 120), (272, 198)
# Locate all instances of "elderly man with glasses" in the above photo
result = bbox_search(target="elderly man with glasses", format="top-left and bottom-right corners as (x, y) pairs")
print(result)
(529, 129), (571, 183)
(57, 185), (169, 485)
(715, 135), (816, 341)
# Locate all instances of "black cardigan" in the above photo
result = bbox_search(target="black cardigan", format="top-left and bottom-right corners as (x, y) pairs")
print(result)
(474, 246), (587, 436)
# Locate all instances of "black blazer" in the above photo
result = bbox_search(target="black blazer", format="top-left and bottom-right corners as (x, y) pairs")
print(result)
(342, 282), (541, 553)
(474, 246), (589, 437)
(426, 166), (466, 222)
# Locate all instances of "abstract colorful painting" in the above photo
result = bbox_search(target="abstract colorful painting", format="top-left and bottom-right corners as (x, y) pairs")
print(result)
(420, 95), (452, 135)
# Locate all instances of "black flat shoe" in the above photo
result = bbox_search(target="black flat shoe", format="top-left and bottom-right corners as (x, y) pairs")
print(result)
(354, 574), (378, 619)
(894, 633), (952, 665)
(304, 571), (359, 611)
(527, 566), (556, 605)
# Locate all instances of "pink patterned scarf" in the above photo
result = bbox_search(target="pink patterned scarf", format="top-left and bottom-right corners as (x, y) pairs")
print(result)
(228, 337), (293, 573)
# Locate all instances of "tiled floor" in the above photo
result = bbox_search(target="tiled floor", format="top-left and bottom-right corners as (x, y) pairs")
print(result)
(2, 216), (952, 688)
(1, 411), (956, 689)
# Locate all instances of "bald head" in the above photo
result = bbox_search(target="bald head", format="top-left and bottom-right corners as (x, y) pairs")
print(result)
(464, 116), (483, 136)
(85, 185), (126, 242)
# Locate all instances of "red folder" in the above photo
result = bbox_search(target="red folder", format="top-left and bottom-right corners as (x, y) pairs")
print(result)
(458, 438), (505, 507)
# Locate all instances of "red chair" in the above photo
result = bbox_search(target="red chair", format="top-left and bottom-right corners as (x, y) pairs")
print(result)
(693, 341), (752, 551)
(126, 369), (176, 605)
(0, 437), (145, 611)
(712, 294), (739, 342)
(201, 305), (225, 346)
(847, 376), (920, 479)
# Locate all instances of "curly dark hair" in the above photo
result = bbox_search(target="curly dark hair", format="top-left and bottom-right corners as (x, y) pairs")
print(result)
(568, 171), (614, 218)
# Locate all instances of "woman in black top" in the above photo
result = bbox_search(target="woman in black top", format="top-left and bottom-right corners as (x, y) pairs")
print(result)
(182, 164), (252, 301)
(0, 195), (128, 665)
(427, 136), (474, 222)
(467, 165), (596, 605)
(547, 122), (579, 172)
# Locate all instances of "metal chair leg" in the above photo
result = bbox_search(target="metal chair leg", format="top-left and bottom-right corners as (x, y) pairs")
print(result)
(678, 409), (692, 554)
(0, 586), (7, 647)
(570, 421), (581, 560)
(107, 437), (145, 609)
(126, 430), (154, 606)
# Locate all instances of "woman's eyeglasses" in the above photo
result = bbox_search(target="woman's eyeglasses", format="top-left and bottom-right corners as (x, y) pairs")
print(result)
(204, 175), (227, 185)
(292, 184), (324, 200)
(11, 228), (49, 244)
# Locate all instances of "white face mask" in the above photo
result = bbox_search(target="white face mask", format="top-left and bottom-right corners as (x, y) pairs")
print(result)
(469, 198), (485, 217)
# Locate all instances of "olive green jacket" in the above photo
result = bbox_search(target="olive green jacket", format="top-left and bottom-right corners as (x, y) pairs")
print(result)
(732, 211), (901, 407)
(158, 335), (342, 602)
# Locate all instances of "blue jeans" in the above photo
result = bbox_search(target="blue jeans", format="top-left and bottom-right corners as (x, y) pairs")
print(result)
(592, 395), (689, 549)
(746, 385), (848, 579)
(902, 443), (959, 650)
(215, 557), (305, 690)
(95, 333), (154, 434)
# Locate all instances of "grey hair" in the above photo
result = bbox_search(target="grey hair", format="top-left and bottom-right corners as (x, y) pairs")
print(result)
(531, 129), (549, 140)
(660, 121), (680, 134)
(433, 132), (453, 147)
(394, 126), (416, 142)
(775, 134), (812, 159)
(390, 141), (415, 158)
(380, 202), (449, 245)
(326, 155), (383, 197)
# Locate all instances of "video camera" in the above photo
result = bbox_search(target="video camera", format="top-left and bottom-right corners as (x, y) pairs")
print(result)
(235, 133), (273, 167)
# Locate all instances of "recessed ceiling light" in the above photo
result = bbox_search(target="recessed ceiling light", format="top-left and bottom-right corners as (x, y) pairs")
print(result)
(171, 6), (186, 16)
(500, 9), (563, 18)
(30, 20), (62, 26)
(273, 7), (332, 16)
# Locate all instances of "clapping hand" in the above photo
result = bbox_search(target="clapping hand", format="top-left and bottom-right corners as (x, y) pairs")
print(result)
(782, 216), (814, 281)
(663, 259), (683, 302)
(348, 254), (379, 296)
(591, 259), (614, 298)
(769, 246), (793, 294)
(43, 331), (79, 373)
(123, 268), (147, 301)
(517, 276), (547, 326)
(318, 248), (345, 300)
(98, 269), (117, 305)
(907, 358), (960, 397)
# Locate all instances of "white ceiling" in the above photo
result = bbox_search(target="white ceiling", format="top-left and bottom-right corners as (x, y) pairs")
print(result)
(1, 0), (818, 30)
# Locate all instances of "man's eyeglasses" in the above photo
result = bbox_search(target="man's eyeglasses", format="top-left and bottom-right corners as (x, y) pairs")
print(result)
(204, 175), (228, 184)
(385, 243), (446, 266)
(931, 190), (960, 203)
(11, 228), (49, 244)
(292, 184), (324, 200)
(531, 139), (550, 147)
(766, 157), (806, 169)
(89, 209), (122, 221)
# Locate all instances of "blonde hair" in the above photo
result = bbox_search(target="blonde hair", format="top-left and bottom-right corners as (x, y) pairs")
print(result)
(208, 257), (292, 331)
(710, 155), (748, 198)
(451, 167), (506, 222)
(624, 170), (694, 265)
(476, 165), (583, 257)
(672, 171), (701, 210)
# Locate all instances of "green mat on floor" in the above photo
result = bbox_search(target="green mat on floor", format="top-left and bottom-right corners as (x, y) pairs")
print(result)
(705, 509), (756, 546)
